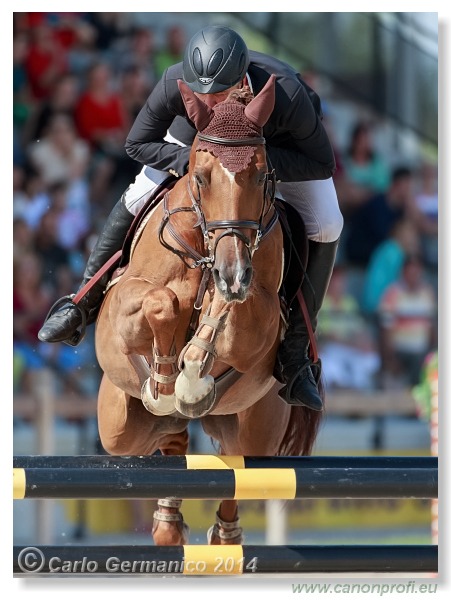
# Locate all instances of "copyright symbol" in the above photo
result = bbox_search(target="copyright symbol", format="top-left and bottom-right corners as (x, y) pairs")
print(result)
(17, 547), (45, 573)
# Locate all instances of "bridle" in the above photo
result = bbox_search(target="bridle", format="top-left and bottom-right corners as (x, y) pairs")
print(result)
(158, 131), (279, 271)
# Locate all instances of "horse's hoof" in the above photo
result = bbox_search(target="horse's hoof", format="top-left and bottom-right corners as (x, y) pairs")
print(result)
(174, 366), (217, 417)
(175, 384), (216, 418)
(141, 378), (176, 416)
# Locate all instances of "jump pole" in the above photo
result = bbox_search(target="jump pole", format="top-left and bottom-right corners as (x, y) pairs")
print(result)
(13, 465), (438, 500)
(13, 455), (437, 470)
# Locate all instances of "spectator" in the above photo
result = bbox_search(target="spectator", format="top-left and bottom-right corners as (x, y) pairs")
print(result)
(13, 217), (35, 260)
(24, 18), (69, 101)
(13, 252), (53, 391)
(14, 32), (33, 166)
(318, 267), (380, 390)
(33, 210), (72, 292)
(13, 167), (49, 231)
(46, 181), (90, 251)
(25, 73), (80, 142)
(27, 113), (91, 186)
(412, 161), (438, 269)
(301, 68), (345, 182)
(45, 13), (98, 77)
(378, 255), (436, 389)
(338, 120), (391, 213)
(361, 218), (421, 315)
(74, 61), (127, 152)
(412, 350), (438, 422)
(154, 25), (186, 79)
(116, 26), (156, 94)
(13, 32), (31, 123)
(119, 66), (154, 127)
(13, 249), (100, 396)
(344, 166), (414, 268)
(27, 113), (91, 231)
(13, 164), (30, 219)
(74, 61), (135, 203)
(85, 13), (128, 55)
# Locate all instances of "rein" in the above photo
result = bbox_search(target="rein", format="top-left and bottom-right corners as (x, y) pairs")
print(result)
(158, 133), (278, 271)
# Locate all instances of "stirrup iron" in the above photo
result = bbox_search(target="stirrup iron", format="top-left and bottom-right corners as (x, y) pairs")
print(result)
(41, 294), (88, 347)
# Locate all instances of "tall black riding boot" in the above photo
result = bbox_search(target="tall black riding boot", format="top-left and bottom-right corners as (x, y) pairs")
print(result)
(276, 239), (339, 411)
(38, 198), (135, 346)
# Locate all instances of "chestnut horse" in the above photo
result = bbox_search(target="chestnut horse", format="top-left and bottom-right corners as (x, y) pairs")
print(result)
(94, 75), (322, 544)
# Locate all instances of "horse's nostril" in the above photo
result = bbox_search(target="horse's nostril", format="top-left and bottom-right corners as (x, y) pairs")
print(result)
(241, 266), (253, 286)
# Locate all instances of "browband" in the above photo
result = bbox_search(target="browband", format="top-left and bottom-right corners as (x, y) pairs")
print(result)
(197, 133), (266, 146)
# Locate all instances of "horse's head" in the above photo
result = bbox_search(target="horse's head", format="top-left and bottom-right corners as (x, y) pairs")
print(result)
(178, 76), (277, 302)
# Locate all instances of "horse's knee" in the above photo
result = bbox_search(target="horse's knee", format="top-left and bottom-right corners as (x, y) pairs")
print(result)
(142, 287), (180, 329)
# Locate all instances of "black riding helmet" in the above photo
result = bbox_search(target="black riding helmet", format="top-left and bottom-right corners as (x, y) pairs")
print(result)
(183, 25), (249, 94)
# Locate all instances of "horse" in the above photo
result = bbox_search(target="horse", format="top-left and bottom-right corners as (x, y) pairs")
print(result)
(94, 75), (323, 545)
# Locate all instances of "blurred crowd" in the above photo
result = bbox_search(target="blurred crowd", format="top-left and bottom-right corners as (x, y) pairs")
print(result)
(13, 12), (438, 399)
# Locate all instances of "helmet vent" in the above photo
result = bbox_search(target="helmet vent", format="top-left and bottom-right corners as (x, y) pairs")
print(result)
(193, 47), (203, 76)
(207, 48), (224, 76)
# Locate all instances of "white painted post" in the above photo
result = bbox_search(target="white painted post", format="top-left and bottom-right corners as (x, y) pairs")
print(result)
(34, 369), (55, 544)
(265, 499), (288, 544)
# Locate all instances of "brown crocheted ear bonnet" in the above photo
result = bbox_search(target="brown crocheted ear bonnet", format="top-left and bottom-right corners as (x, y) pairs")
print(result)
(196, 88), (263, 173)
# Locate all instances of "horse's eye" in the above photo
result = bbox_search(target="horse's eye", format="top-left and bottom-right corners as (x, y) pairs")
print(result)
(194, 173), (206, 187)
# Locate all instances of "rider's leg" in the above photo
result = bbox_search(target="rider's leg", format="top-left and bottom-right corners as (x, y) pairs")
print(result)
(275, 178), (343, 411)
(38, 166), (167, 345)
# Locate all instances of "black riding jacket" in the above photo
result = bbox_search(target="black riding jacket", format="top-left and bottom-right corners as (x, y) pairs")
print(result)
(125, 50), (336, 182)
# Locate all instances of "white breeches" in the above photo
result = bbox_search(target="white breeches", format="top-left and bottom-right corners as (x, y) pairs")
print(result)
(277, 179), (343, 243)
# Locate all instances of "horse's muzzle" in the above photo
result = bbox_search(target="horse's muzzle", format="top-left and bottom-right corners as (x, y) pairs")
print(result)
(212, 264), (253, 302)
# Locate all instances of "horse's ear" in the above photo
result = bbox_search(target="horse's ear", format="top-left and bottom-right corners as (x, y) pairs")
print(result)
(177, 80), (214, 132)
(244, 74), (276, 128)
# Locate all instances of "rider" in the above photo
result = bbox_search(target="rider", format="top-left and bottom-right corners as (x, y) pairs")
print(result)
(38, 25), (343, 412)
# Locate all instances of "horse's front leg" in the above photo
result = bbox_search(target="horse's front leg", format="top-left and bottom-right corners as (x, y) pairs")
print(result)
(112, 279), (181, 416)
(208, 500), (243, 545)
(174, 300), (229, 418)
